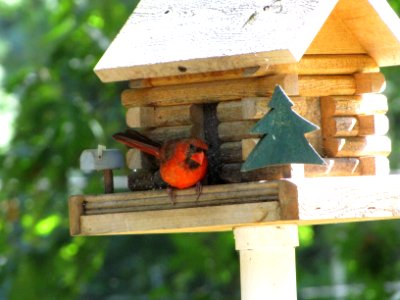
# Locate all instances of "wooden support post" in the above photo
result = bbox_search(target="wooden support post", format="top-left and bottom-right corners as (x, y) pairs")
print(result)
(121, 74), (298, 107)
(234, 225), (299, 300)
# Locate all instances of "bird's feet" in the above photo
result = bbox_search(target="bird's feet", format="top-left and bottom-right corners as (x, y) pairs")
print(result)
(195, 181), (202, 202)
(167, 187), (176, 205)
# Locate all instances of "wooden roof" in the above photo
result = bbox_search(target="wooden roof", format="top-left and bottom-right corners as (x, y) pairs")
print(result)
(94, 0), (400, 82)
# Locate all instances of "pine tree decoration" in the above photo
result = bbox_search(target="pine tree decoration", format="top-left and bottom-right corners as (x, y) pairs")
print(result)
(241, 85), (325, 172)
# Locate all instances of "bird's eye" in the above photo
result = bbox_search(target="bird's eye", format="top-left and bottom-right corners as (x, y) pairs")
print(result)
(189, 144), (197, 152)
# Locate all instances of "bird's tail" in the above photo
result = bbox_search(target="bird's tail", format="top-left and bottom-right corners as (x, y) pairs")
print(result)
(112, 129), (161, 159)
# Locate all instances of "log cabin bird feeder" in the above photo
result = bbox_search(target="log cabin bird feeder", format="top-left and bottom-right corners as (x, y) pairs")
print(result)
(69, 0), (400, 299)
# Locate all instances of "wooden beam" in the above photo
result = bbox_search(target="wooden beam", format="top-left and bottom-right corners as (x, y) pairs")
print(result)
(289, 54), (378, 74)
(126, 104), (203, 128)
(121, 74), (298, 107)
(359, 156), (390, 176)
(299, 73), (386, 96)
(129, 65), (272, 88)
(80, 202), (281, 235)
(322, 115), (389, 137)
(323, 117), (358, 137)
(142, 124), (203, 143)
(320, 94), (388, 116)
(122, 73), (384, 108)
(218, 121), (258, 142)
(323, 136), (391, 157)
(69, 195), (85, 236)
(125, 106), (155, 128)
(128, 54), (378, 88)
(216, 100), (243, 122)
(357, 114), (389, 136)
(241, 96), (317, 120)
(304, 158), (361, 177)
(354, 73), (386, 94)
(299, 75), (355, 96)
(220, 141), (243, 164)
(216, 96), (315, 122)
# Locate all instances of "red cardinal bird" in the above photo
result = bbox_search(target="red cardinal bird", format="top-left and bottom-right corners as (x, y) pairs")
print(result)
(113, 130), (208, 190)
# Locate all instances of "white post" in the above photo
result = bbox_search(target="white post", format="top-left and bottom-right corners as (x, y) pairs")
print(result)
(234, 225), (299, 300)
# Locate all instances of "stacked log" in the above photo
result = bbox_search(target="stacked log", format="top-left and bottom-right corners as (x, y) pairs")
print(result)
(119, 54), (390, 189)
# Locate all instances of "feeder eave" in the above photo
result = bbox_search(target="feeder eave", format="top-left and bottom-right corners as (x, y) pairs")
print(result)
(93, 0), (339, 82)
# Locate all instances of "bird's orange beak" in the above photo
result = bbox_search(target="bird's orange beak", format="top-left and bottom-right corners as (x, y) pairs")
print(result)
(191, 151), (205, 165)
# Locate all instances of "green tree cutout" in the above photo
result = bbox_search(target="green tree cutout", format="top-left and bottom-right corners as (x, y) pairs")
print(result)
(241, 85), (325, 172)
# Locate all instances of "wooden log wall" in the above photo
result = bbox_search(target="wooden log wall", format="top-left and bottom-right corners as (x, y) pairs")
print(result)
(120, 54), (390, 190)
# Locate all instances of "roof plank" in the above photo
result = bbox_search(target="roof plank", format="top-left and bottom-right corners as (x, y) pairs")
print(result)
(94, 0), (400, 82)
(335, 0), (400, 67)
(306, 10), (366, 55)
(94, 0), (338, 82)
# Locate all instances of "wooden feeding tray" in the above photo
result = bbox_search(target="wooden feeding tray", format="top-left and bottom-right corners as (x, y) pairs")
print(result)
(69, 175), (400, 236)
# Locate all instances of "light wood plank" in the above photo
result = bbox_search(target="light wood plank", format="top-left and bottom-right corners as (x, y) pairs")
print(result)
(217, 96), (314, 122)
(359, 156), (390, 175)
(323, 136), (391, 157)
(297, 54), (378, 74)
(144, 124), (204, 143)
(129, 66), (272, 88)
(304, 158), (361, 177)
(280, 175), (400, 224)
(218, 121), (258, 142)
(354, 72), (386, 94)
(240, 96), (316, 120)
(322, 115), (389, 138)
(126, 104), (202, 128)
(84, 181), (278, 205)
(79, 202), (281, 235)
(326, 117), (358, 137)
(306, 10), (367, 55)
(320, 94), (388, 116)
(217, 100), (243, 122)
(69, 196), (85, 236)
(220, 141), (243, 163)
(125, 106), (155, 128)
(121, 74), (298, 107)
(122, 73), (384, 108)
(128, 54), (379, 88)
(299, 73), (387, 96)
(357, 114), (389, 136)
(299, 75), (356, 96)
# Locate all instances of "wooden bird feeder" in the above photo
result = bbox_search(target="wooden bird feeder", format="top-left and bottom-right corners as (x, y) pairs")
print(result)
(69, 0), (400, 298)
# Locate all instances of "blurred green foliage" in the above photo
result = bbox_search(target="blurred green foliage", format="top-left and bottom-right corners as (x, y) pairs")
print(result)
(0, 0), (400, 299)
